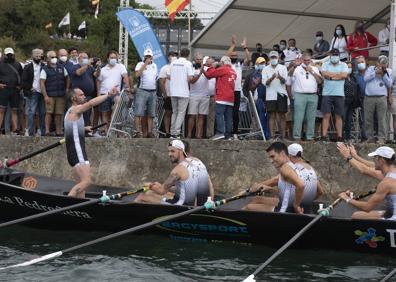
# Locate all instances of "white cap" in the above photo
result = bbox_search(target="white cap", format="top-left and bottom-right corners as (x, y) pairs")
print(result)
(368, 146), (395, 159)
(203, 56), (209, 65)
(144, 49), (153, 56)
(168, 140), (187, 157)
(220, 55), (231, 65)
(288, 143), (303, 156)
(4, 47), (14, 55)
(268, 50), (279, 58)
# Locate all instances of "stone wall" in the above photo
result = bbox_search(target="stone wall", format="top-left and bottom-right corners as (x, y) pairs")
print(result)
(0, 136), (382, 199)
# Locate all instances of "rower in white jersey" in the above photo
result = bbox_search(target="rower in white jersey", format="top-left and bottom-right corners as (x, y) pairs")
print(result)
(134, 140), (198, 206)
(243, 142), (306, 214)
(337, 143), (396, 220)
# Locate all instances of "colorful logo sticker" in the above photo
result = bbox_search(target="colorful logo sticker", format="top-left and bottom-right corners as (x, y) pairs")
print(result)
(354, 228), (385, 248)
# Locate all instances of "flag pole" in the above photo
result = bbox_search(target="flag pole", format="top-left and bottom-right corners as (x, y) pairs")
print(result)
(188, 0), (191, 48)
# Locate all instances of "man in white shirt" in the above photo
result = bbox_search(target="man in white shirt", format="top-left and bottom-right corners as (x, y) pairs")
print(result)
(262, 51), (288, 140)
(96, 50), (130, 133)
(289, 53), (323, 140)
(134, 49), (158, 138)
(378, 19), (390, 57)
(187, 53), (210, 139)
(226, 35), (250, 139)
(159, 51), (178, 137)
(168, 48), (194, 138)
(282, 38), (301, 67)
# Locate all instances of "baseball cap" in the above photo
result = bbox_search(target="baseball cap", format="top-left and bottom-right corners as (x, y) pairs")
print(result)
(268, 51), (279, 58)
(144, 49), (153, 57)
(288, 143), (303, 156)
(4, 47), (14, 55)
(329, 48), (340, 56)
(255, 57), (266, 64)
(368, 146), (395, 159)
(168, 140), (187, 157)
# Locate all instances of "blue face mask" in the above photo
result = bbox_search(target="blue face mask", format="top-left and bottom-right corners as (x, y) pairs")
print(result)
(357, 63), (366, 70)
(255, 64), (265, 70)
(271, 59), (278, 66)
(109, 58), (117, 66)
(330, 56), (340, 64)
(336, 29), (342, 36)
(347, 68), (353, 74)
(82, 58), (89, 65)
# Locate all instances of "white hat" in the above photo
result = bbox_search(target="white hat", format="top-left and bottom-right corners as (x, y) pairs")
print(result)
(368, 146), (395, 159)
(288, 143), (303, 156)
(144, 49), (153, 56)
(220, 55), (231, 65)
(4, 47), (14, 55)
(168, 140), (187, 157)
(268, 50), (279, 58)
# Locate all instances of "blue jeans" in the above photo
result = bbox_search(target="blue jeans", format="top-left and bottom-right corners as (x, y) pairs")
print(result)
(215, 103), (233, 137)
(26, 92), (46, 136)
(255, 98), (270, 139)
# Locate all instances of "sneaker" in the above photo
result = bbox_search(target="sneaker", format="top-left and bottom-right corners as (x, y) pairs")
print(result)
(170, 134), (181, 139)
(336, 136), (344, 142)
(211, 134), (225, 140)
(233, 134), (238, 140)
(320, 136), (329, 142)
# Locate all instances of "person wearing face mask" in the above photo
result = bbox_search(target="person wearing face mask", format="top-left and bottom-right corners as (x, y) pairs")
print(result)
(328, 25), (349, 62)
(69, 52), (99, 126)
(97, 50), (130, 134)
(313, 31), (329, 60)
(58, 49), (74, 86)
(251, 43), (268, 68)
(354, 56), (368, 142)
(378, 19), (390, 57)
(159, 51), (178, 137)
(347, 20), (378, 60)
(262, 51), (288, 140)
(363, 55), (393, 144)
(21, 48), (46, 136)
(226, 35), (251, 140)
(282, 38), (301, 67)
(343, 62), (360, 141)
(320, 48), (348, 142)
(40, 50), (70, 136)
(0, 47), (23, 135)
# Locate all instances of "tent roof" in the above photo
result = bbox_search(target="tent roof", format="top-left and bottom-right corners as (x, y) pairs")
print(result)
(191, 0), (390, 57)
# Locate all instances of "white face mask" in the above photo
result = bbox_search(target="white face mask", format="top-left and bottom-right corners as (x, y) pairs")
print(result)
(59, 56), (68, 63)
(316, 36), (323, 42)
(50, 58), (58, 64)
(347, 68), (353, 74)
(279, 44), (286, 50)
(109, 58), (117, 66)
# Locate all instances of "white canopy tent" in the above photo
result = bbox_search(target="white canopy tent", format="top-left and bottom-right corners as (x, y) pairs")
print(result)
(191, 0), (390, 59)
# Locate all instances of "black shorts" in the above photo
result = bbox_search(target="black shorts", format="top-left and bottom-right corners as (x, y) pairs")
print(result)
(266, 93), (288, 113)
(0, 88), (20, 109)
(321, 95), (344, 116)
(163, 96), (172, 111)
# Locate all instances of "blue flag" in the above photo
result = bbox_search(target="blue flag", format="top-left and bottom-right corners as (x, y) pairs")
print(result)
(116, 8), (167, 70)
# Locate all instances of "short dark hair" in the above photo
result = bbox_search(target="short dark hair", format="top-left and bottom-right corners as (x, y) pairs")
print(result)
(168, 51), (178, 57)
(69, 47), (78, 53)
(266, 142), (288, 155)
(180, 48), (190, 58)
(288, 38), (296, 43)
(107, 50), (118, 58)
(382, 155), (396, 165)
(280, 40), (287, 44)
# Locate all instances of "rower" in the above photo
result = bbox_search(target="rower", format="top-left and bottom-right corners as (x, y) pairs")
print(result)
(134, 140), (198, 205)
(65, 87), (118, 198)
(182, 140), (214, 205)
(287, 143), (324, 212)
(245, 142), (306, 214)
(338, 145), (396, 220)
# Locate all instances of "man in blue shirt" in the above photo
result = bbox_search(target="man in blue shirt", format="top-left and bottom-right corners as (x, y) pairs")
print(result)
(354, 55), (368, 142)
(320, 48), (348, 141)
(364, 55), (393, 143)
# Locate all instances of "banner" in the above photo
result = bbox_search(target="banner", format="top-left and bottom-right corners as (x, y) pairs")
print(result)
(58, 12), (70, 28)
(116, 8), (167, 70)
(78, 21), (86, 30)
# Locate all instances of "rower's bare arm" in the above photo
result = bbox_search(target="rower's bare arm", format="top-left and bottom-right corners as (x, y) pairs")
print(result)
(260, 176), (279, 187)
(208, 176), (214, 199)
(349, 182), (389, 212)
(161, 173), (181, 194)
(74, 87), (119, 114)
(349, 144), (375, 168)
(349, 158), (383, 180)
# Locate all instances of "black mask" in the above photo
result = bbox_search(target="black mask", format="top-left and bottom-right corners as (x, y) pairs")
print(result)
(231, 58), (238, 64)
(33, 58), (41, 64)
(4, 54), (15, 63)
(357, 26), (364, 32)
(194, 63), (201, 69)
(257, 48), (262, 52)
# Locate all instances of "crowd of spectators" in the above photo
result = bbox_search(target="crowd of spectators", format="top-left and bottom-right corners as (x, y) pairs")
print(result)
(0, 19), (394, 143)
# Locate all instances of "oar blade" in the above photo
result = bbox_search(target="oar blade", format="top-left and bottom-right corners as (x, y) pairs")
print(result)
(242, 274), (256, 282)
(0, 251), (63, 270)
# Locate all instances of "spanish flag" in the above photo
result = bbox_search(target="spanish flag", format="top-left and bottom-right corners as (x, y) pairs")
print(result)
(165, 0), (190, 22)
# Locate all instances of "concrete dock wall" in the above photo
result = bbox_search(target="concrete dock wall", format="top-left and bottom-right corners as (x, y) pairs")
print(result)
(0, 136), (381, 199)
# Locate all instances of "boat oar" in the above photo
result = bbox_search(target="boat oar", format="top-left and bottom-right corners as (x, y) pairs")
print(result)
(242, 188), (377, 282)
(380, 267), (396, 282)
(0, 191), (258, 270)
(0, 186), (148, 230)
(2, 123), (107, 168)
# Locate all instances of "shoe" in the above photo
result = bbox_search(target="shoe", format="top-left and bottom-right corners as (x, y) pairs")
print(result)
(211, 134), (225, 140)
(147, 132), (154, 138)
(93, 132), (102, 137)
(134, 132), (143, 138)
(336, 136), (344, 142)
(320, 136), (329, 142)
(233, 134), (239, 140)
(170, 134), (181, 139)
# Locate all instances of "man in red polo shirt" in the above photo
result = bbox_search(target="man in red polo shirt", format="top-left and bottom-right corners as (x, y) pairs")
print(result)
(203, 56), (236, 140)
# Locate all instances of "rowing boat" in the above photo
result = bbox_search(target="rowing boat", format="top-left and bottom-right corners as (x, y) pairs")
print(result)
(0, 168), (395, 254)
